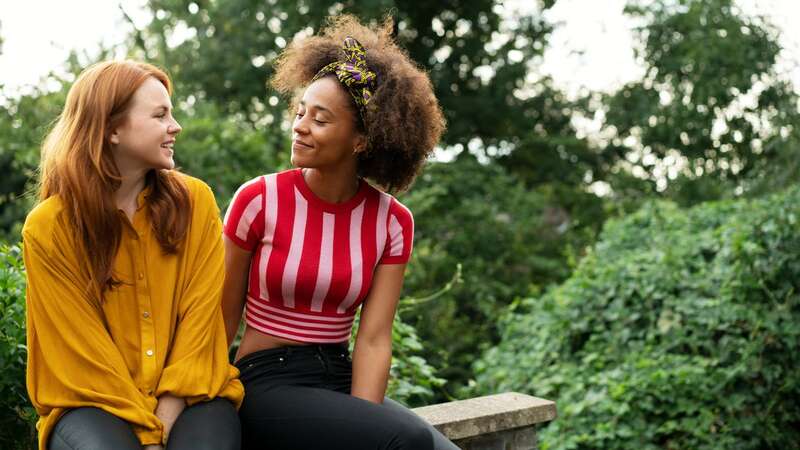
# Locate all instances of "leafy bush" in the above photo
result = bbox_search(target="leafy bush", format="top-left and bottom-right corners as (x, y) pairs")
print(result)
(386, 313), (446, 406)
(472, 187), (800, 449)
(0, 244), (36, 450)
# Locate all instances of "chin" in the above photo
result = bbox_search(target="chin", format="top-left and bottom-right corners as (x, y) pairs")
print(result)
(155, 158), (175, 171)
(290, 153), (312, 168)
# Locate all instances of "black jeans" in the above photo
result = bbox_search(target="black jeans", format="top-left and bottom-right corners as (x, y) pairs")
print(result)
(235, 344), (459, 450)
(48, 398), (240, 450)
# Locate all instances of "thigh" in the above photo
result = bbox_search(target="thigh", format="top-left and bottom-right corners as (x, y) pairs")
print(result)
(240, 384), (434, 450)
(167, 398), (240, 450)
(49, 407), (140, 450)
(382, 398), (461, 450)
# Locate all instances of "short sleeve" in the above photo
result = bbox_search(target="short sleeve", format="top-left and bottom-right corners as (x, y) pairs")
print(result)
(379, 198), (414, 265)
(223, 176), (265, 251)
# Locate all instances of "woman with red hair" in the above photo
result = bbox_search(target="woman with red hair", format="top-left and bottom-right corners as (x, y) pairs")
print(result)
(22, 60), (243, 450)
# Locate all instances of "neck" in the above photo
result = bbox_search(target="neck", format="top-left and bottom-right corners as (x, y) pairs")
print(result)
(115, 169), (148, 220)
(302, 167), (360, 204)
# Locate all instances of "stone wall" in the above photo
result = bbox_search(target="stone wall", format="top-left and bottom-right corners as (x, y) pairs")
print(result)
(412, 392), (556, 450)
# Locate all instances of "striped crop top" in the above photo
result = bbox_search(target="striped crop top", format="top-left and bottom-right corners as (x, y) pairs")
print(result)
(223, 168), (414, 343)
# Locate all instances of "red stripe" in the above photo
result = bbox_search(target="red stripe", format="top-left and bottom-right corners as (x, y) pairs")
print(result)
(324, 205), (352, 314)
(358, 192), (379, 302)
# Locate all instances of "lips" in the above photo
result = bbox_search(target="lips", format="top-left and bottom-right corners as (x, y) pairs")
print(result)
(161, 140), (175, 149)
(292, 139), (313, 150)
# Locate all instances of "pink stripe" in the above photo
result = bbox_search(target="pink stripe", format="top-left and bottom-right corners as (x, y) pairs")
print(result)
(248, 296), (354, 323)
(310, 212), (335, 312)
(259, 174), (278, 300)
(281, 188), (308, 308)
(235, 194), (262, 241)
(376, 193), (390, 259)
(246, 310), (353, 337)
(245, 315), (351, 343)
(337, 201), (365, 313)
(389, 214), (404, 256)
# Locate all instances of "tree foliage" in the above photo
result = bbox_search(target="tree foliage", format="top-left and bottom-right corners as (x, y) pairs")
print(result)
(0, 88), (66, 242)
(473, 187), (800, 449)
(137, 0), (559, 147)
(602, 0), (800, 204)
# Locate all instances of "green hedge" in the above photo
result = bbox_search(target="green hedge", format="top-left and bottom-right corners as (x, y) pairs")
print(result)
(472, 187), (800, 449)
(0, 244), (36, 450)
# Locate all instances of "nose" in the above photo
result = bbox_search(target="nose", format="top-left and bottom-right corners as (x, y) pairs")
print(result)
(169, 118), (182, 135)
(292, 115), (309, 136)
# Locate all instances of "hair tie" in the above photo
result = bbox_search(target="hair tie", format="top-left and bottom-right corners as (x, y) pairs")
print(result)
(311, 36), (377, 126)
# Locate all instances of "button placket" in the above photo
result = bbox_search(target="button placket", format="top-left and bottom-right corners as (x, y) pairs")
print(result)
(134, 237), (157, 388)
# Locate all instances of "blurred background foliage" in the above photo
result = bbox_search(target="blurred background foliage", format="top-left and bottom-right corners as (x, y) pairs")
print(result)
(1, 0), (799, 448)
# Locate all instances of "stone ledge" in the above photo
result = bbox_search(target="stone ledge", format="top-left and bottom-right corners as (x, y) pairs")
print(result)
(412, 392), (557, 441)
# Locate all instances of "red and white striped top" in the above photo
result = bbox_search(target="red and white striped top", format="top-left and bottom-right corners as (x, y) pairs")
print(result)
(223, 169), (414, 343)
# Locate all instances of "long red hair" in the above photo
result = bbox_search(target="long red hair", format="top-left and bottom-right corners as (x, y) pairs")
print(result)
(38, 60), (190, 303)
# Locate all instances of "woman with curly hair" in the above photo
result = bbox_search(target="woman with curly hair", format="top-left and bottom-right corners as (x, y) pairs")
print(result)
(221, 15), (458, 450)
(23, 60), (243, 450)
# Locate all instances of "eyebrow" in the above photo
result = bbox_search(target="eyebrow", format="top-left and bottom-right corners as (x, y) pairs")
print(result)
(299, 100), (333, 115)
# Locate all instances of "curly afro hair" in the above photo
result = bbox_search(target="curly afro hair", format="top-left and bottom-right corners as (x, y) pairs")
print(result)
(272, 15), (446, 193)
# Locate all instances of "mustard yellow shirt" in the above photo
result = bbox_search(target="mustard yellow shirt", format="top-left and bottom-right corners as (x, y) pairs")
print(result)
(22, 174), (243, 448)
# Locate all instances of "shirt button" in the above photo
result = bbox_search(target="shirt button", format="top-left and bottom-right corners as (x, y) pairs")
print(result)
(142, 311), (150, 319)
(138, 272), (144, 280)
(145, 349), (154, 357)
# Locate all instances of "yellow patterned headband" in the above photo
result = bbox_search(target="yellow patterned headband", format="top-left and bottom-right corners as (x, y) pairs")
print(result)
(311, 36), (377, 126)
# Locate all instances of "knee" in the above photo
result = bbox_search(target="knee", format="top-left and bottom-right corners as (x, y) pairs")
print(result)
(50, 408), (139, 450)
(387, 419), (434, 450)
(169, 399), (241, 450)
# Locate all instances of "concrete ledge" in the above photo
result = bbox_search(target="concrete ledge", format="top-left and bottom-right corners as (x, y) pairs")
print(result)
(412, 392), (557, 442)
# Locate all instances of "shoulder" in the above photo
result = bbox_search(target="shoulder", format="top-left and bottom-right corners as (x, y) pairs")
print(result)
(387, 194), (414, 224)
(176, 172), (214, 201)
(172, 172), (221, 219)
(234, 174), (267, 196)
(229, 169), (297, 202)
(22, 196), (66, 245)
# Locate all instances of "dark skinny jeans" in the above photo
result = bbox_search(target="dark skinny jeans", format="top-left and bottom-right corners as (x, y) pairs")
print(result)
(235, 343), (459, 450)
(48, 398), (239, 450)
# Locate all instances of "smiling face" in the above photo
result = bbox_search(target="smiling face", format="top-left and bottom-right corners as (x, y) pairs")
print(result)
(110, 76), (181, 176)
(291, 75), (365, 171)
